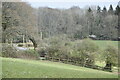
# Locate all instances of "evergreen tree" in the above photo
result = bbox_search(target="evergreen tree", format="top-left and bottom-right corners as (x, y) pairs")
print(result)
(86, 7), (94, 35)
(108, 5), (114, 14)
(115, 5), (120, 15)
(97, 6), (101, 13)
(102, 6), (107, 16)
(88, 7), (92, 12)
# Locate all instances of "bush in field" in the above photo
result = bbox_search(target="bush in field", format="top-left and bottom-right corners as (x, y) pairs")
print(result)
(45, 35), (69, 54)
(2, 44), (18, 58)
(73, 39), (99, 67)
(58, 45), (71, 59)
(77, 39), (99, 52)
(45, 38), (99, 67)
(46, 44), (71, 63)
(17, 49), (39, 60)
(2, 44), (39, 60)
(44, 35), (72, 62)
(37, 48), (46, 57)
(46, 45), (69, 57)
(102, 45), (118, 71)
(46, 45), (59, 58)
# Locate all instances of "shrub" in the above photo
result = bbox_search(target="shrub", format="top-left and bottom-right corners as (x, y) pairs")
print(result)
(46, 45), (59, 58)
(41, 38), (99, 67)
(73, 39), (99, 67)
(37, 48), (46, 57)
(2, 44), (18, 58)
(17, 49), (39, 60)
(77, 39), (99, 52)
(2, 43), (39, 60)
(45, 40), (71, 62)
(102, 45), (118, 71)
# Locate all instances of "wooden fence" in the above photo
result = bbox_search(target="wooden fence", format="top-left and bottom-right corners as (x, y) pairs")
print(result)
(39, 56), (109, 71)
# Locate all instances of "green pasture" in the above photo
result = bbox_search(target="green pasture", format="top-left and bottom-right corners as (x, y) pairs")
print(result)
(1, 57), (118, 78)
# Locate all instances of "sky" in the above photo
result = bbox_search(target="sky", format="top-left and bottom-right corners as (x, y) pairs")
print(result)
(22, 0), (120, 9)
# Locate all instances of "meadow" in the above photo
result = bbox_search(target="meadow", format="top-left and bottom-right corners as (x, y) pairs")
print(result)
(1, 57), (118, 78)
(93, 40), (118, 50)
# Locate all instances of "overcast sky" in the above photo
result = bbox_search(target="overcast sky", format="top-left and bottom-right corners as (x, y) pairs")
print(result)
(22, 0), (119, 9)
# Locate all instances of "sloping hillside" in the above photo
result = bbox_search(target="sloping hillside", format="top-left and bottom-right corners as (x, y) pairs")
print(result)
(1, 57), (118, 78)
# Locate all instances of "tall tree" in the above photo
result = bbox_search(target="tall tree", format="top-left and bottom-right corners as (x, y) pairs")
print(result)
(86, 7), (94, 35)
(88, 7), (92, 12)
(115, 5), (120, 15)
(108, 5), (114, 15)
(102, 6), (107, 17)
(97, 6), (101, 13)
(2, 2), (38, 48)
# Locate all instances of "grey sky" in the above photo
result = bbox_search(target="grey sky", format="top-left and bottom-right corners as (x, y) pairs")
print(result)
(23, 0), (119, 9)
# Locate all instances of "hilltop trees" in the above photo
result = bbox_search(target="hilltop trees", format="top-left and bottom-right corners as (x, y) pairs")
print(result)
(2, 2), (118, 50)
(37, 5), (118, 41)
(2, 2), (119, 45)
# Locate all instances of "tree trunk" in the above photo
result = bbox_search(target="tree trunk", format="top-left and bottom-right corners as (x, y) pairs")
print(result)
(2, 33), (6, 43)
(27, 35), (37, 50)
(2, 37), (6, 43)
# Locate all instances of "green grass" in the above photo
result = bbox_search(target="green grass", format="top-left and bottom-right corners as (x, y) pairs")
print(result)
(1, 57), (118, 78)
(71, 39), (118, 50)
(95, 61), (106, 67)
(93, 40), (118, 50)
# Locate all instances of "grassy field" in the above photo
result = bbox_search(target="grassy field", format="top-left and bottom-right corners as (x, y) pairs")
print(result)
(1, 57), (118, 78)
(93, 40), (118, 50)
(71, 39), (118, 50)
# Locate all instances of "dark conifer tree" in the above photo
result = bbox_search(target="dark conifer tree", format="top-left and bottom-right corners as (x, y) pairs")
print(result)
(108, 5), (114, 14)
(97, 6), (101, 13)
(115, 5), (120, 15)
